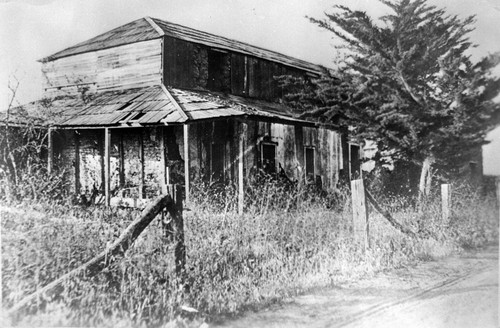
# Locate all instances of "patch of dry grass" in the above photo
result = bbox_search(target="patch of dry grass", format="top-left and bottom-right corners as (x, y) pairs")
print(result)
(1, 180), (497, 327)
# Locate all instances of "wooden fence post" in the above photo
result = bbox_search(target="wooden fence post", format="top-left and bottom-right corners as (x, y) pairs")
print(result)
(166, 184), (185, 277)
(441, 184), (451, 222)
(351, 179), (369, 251)
(8, 194), (173, 315)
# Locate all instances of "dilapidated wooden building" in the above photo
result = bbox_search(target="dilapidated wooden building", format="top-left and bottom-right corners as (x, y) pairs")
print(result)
(36, 17), (356, 208)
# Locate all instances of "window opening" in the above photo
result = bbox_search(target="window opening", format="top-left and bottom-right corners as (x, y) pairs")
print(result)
(208, 49), (228, 92)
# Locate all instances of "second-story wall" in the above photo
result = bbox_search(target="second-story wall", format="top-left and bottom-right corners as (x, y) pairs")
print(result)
(42, 39), (162, 98)
(41, 35), (311, 102)
(162, 36), (306, 101)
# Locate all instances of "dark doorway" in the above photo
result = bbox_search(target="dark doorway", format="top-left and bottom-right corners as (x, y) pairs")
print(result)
(211, 143), (225, 182)
(261, 143), (276, 174)
(305, 147), (315, 183)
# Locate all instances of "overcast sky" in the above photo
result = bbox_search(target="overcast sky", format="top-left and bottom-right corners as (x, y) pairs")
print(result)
(1, 0), (499, 108)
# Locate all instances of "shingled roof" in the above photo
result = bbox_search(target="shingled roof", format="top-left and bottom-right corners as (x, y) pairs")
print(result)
(39, 17), (323, 74)
(3, 86), (316, 128)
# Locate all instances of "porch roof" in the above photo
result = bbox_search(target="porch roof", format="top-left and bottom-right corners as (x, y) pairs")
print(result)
(19, 85), (318, 128)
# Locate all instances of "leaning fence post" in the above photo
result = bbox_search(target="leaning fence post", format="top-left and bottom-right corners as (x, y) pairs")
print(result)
(441, 184), (451, 222)
(167, 184), (186, 277)
(351, 179), (369, 251)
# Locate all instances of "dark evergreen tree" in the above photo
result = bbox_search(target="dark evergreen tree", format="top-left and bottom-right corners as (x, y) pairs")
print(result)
(284, 0), (500, 198)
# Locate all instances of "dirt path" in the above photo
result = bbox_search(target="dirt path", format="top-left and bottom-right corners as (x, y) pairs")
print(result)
(213, 246), (498, 328)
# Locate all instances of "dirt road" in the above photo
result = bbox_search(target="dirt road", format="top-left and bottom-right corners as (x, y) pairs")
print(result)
(214, 246), (498, 328)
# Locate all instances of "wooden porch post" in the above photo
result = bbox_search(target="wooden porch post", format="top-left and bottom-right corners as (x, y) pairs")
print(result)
(138, 131), (145, 198)
(118, 132), (125, 188)
(104, 128), (111, 206)
(74, 130), (80, 194)
(238, 122), (247, 214)
(47, 127), (54, 175)
(184, 124), (190, 203)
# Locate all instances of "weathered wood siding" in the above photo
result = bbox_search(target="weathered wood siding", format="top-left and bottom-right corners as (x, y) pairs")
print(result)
(177, 120), (237, 184)
(252, 123), (341, 190)
(164, 37), (198, 89)
(174, 120), (342, 191)
(43, 35), (310, 103)
(163, 36), (308, 102)
(42, 39), (162, 98)
(229, 54), (299, 101)
(303, 126), (342, 190)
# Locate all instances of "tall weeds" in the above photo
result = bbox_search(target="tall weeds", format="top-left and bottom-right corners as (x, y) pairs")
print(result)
(1, 177), (497, 327)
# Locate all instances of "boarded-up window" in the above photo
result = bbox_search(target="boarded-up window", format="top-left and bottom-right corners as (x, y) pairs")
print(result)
(211, 143), (225, 182)
(305, 147), (315, 182)
(261, 143), (276, 174)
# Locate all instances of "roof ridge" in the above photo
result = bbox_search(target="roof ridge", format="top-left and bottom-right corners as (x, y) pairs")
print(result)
(39, 17), (162, 62)
(160, 85), (189, 123)
(149, 17), (324, 74)
(144, 16), (165, 37)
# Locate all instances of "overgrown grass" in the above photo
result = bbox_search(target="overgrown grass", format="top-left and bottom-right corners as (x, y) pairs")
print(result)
(1, 178), (497, 327)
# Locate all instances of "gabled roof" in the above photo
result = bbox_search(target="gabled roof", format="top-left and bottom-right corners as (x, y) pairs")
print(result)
(40, 18), (160, 63)
(39, 17), (323, 74)
(149, 18), (322, 74)
(6, 86), (318, 128)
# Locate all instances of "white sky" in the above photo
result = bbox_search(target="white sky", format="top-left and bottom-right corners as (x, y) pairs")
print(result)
(0, 0), (499, 108)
